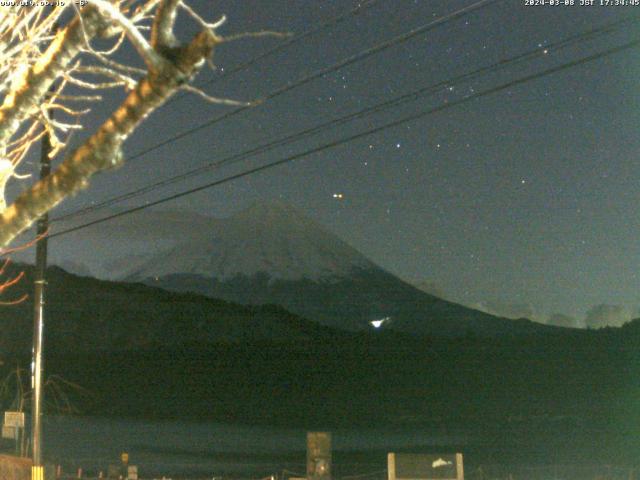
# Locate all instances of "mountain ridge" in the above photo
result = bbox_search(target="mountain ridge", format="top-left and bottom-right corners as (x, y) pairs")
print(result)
(0, 263), (343, 355)
(123, 201), (560, 336)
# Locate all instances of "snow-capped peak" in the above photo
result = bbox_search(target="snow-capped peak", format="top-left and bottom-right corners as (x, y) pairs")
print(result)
(126, 201), (376, 282)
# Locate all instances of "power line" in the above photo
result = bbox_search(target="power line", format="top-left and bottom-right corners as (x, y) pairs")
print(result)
(48, 38), (640, 239)
(50, 0), (504, 222)
(165, 0), (383, 107)
(53, 15), (639, 223)
(123, 0), (501, 165)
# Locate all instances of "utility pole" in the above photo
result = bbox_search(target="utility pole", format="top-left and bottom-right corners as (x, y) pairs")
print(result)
(31, 106), (53, 480)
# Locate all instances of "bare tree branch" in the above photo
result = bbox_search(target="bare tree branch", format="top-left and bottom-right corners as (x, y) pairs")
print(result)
(88, 0), (165, 71)
(0, 7), (107, 146)
(151, 0), (181, 48)
(0, 2), (271, 248)
(0, 26), (221, 246)
(179, 84), (250, 106)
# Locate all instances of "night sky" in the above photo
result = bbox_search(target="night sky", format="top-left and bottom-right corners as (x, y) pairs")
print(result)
(8, 0), (640, 326)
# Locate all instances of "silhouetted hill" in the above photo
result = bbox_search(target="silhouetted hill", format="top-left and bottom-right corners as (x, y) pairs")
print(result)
(0, 263), (339, 355)
(0, 265), (637, 465)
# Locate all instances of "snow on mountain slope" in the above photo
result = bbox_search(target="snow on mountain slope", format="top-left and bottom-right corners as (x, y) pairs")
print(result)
(126, 201), (376, 282)
(122, 201), (556, 336)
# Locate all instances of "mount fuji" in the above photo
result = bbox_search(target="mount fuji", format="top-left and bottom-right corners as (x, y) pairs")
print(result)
(126, 201), (376, 281)
(124, 201), (554, 336)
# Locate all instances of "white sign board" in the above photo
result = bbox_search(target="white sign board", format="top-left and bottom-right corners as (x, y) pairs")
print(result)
(388, 453), (464, 480)
(2, 425), (17, 440)
(4, 411), (24, 428)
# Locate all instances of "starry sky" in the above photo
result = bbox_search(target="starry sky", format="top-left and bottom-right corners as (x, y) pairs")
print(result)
(8, 0), (640, 326)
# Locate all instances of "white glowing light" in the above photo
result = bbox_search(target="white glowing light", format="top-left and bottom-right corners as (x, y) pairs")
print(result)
(332, 193), (344, 199)
(370, 317), (390, 329)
